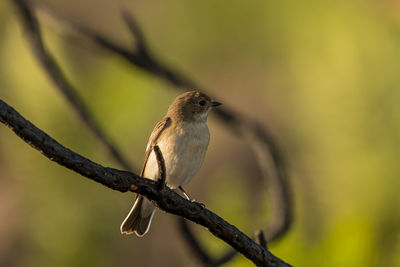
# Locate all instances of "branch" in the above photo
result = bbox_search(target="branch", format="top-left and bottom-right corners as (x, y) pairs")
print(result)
(121, 10), (147, 54)
(13, 0), (133, 171)
(153, 145), (166, 190)
(39, 5), (196, 89)
(244, 123), (292, 242)
(0, 98), (291, 267)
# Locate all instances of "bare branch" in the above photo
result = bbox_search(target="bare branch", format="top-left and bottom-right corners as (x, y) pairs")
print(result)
(153, 145), (166, 190)
(13, 0), (133, 171)
(121, 10), (147, 53)
(0, 98), (291, 267)
(39, 6), (197, 89)
(244, 122), (292, 242)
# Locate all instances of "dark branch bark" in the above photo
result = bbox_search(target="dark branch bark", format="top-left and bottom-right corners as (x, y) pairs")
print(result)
(153, 145), (166, 190)
(13, 0), (133, 171)
(0, 98), (291, 267)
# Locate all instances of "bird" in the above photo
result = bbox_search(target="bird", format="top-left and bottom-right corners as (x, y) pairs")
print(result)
(120, 91), (221, 236)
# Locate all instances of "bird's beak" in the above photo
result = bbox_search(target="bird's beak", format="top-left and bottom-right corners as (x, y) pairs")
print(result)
(211, 101), (222, 107)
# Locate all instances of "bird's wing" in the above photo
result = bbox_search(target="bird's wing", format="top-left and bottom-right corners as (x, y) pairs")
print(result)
(140, 117), (172, 176)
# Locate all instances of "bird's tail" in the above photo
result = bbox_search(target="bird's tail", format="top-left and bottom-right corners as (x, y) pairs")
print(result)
(120, 195), (156, 236)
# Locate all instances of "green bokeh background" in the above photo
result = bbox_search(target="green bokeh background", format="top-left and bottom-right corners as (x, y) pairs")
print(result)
(1, 0), (400, 266)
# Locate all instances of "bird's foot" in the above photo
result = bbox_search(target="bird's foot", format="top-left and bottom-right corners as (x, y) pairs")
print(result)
(178, 186), (205, 208)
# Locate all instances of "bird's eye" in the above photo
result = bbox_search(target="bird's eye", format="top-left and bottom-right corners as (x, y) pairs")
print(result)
(199, 100), (206, 106)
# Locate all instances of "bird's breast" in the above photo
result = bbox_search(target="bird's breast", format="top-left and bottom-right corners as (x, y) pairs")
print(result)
(143, 121), (210, 188)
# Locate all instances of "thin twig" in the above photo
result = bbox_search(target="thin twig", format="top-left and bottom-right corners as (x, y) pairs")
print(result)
(153, 145), (166, 190)
(121, 10), (147, 53)
(0, 98), (291, 267)
(13, 0), (133, 172)
(244, 122), (292, 242)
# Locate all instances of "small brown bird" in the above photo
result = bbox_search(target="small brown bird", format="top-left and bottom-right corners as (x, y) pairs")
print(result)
(120, 91), (221, 236)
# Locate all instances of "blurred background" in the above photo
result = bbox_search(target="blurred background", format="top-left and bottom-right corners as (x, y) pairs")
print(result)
(1, 0), (400, 266)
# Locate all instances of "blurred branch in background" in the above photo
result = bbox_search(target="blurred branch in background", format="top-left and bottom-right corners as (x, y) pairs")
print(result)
(11, 0), (293, 265)
(12, 0), (134, 172)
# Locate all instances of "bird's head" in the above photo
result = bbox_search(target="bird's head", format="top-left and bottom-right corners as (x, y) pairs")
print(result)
(168, 91), (221, 122)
